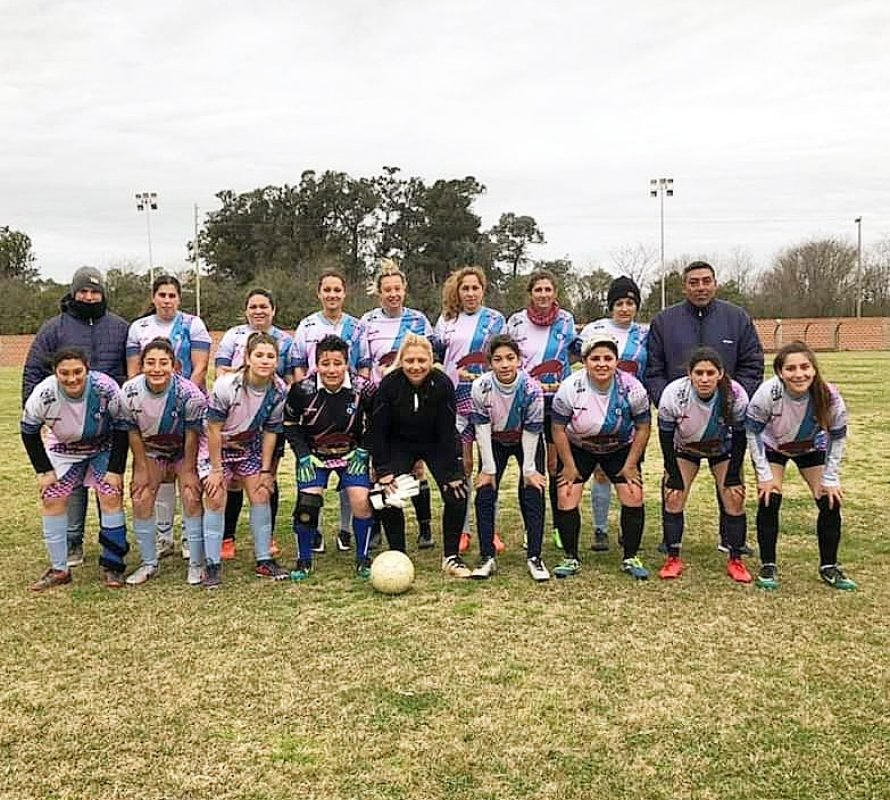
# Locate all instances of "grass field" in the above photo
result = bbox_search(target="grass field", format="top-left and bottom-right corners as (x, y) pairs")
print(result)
(1, 355), (889, 800)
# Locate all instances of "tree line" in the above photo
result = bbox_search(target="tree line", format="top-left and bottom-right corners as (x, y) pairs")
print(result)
(3, 167), (889, 333)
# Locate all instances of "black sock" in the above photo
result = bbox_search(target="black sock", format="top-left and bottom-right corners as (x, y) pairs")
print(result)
(620, 505), (644, 560)
(716, 485), (728, 544)
(269, 482), (279, 538)
(725, 513), (747, 558)
(555, 507), (581, 559)
(816, 495), (842, 567)
(756, 494), (782, 565)
(662, 508), (684, 555)
(412, 480), (432, 537)
(548, 475), (559, 530)
(379, 508), (406, 553)
(224, 489), (244, 541)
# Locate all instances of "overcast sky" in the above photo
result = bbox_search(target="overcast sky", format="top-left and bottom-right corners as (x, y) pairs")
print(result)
(3, 0), (889, 285)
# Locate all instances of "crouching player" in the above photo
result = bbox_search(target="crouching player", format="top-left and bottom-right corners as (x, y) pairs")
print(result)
(200, 332), (289, 589)
(549, 334), (651, 579)
(657, 347), (752, 583)
(120, 338), (207, 586)
(283, 335), (376, 580)
(21, 348), (130, 591)
(470, 335), (549, 581)
(746, 341), (855, 591)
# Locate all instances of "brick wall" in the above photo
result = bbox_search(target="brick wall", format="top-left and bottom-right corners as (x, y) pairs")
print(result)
(3, 319), (888, 368)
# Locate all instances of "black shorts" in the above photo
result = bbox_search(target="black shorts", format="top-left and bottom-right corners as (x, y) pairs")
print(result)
(274, 433), (286, 460)
(676, 449), (731, 467)
(765, 447), (825, 471)
(562, 443), (633, 485)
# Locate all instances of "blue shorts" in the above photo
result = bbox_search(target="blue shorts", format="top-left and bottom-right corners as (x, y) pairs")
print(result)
(298, 466), (371, 492)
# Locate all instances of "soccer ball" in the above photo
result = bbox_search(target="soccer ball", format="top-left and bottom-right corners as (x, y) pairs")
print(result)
(370, 550), (415, 595)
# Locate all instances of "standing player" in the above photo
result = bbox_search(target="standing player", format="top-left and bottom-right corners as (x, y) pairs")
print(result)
(361, 259), (436, 549)
(283, 335), (376, 580)
(199, 332), (289, 589)
(550, 334), (651, 579)
(656, 348), (752, 583)
(746, 341), (855, 591)
(21, 349), (130, 591)
(470, 335), (549, 581)
(293, 269), (370, 554)
(433, 266), (506, 554)
(126, 274), (212, 560)
(215, 288), (297, 561)
(506, 269), (578, 546)
(578, 276), (648, 552)
(120, 338), (207, 586)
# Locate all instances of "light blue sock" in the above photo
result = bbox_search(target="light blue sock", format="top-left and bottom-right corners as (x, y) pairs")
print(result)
(204, 510), (224, 564)
(250, 503), (272, 561)
(43, 514), (69, 571)
(183, 514), (204, 567)
(338, 490), (353, 534)
(592, 480), (611, 533)
(133, 517), (158, 566)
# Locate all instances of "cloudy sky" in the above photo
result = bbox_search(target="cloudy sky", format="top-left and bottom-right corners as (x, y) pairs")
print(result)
(3, 0), (889, 284)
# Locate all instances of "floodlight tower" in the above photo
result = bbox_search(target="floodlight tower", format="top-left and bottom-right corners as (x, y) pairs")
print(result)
(854, 216), (863, 318)
(135, 192), (158, 284)
(649, 177), (674, 310)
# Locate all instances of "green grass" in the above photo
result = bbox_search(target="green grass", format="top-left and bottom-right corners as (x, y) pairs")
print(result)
(1, 355), (889, 799)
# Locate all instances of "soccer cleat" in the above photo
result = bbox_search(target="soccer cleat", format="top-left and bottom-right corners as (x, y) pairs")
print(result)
(181, 537), (190, 560)
(186, 564), (204, 586)
(30, 568), (72, 593)
(494, 532), (506, 554)
(67, 543), (84, 568)
(102, 568), (125, 589)
(820, 565), (857, 591)
(621, 556), (649, 580)
(727, 558), (753, 584)
(592, 528), (609, 552)
(718, 540), (754, 556)
(311, 532), (325, 554)
(157, 538), (175, 559)
(553, 558), (581, 578)
(255, 559), (289, 581)
(527, 556), (550, 582)
(202, 562), (222, 590)
(755, 563), (779, 591)
(658, 556), (684, 580)
(417, 530), (435, 550)
(336, 529), (351, 552)
(552, 529), (563, 550)
(470, 556), (498, 580)
(290, 559), (313, 582)
(221, 539), (236, 561)
(125, 563), (159, 586)
(270, 538), (281, 558)
(442, 555), (472, 578)
(458, 532), (471, 553)
(355, 559), (372, 580)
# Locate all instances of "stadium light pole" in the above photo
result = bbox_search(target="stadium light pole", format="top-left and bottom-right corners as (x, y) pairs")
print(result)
(135, 192), (158, 285)
(193, 203), (202, 318)
(854, 216), (862, 318)
(650, 177), (674, 310)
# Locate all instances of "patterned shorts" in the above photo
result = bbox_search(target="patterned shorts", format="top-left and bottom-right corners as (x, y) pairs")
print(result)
(42, 452), (121, 500)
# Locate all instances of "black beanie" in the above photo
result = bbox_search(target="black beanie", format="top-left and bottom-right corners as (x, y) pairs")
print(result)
(607, 276), (641, 310)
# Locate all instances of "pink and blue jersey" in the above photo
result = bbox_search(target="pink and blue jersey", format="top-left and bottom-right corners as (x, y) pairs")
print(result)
(126, 312), (212, 380)
(292, 312), (368, 375)
(120, 373), (207, 461)
(658, 376), (748, 457)
(470, 369), (544, 444)
(360, 307), (434, 384)
(551, 370), (650, 453)
(21, 371), (127, 476)
(579, 318), (649, 377)
(434, 308), (505, 392)
(206, 372), (287, 462)
(215, 324), (297, 380)
(505, 309), (577, 389)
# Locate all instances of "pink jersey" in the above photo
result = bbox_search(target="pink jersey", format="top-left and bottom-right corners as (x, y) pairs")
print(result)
(215, 324), (297, 380)
(434, 308), (506, 389)
(505, 308), (576, 388)
(658, 376), (748, 457)
(126, 312), (212, 380)
(207, 371), (287, 456)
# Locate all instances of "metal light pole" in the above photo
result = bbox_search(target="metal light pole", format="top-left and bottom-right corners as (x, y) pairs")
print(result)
(135, 192), (158, 284)
(650, 178), (674, 310)
(854, 216), (863, 318)
(194, 203), (202, 318)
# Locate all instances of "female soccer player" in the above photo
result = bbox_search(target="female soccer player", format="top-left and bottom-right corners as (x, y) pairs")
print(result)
(361, 259), (436, 549)
(470, 335), (549, 581)
(121, 338), (207, 586)
(434, 266), (506, 553)
(216, 288), (297, 560)
(293, 269), (370, 554)
(550, 334), (650, 579)
(200, 332), (289, 589)
(657, 347), (752, 583)
(21, 348), (130, 591)
(505, 269), (578, 544)
(746, 341), (855, 591)
(126, 274), (212, 559)
(284, 335), (376, 580)
(369, 334), (470, 577)
(578, 276), (648, 552)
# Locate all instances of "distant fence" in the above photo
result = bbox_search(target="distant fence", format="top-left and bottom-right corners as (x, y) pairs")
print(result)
(2, 319), (889, 368)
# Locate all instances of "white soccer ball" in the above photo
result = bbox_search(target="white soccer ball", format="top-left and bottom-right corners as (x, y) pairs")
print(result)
(370, 550), (415, 595)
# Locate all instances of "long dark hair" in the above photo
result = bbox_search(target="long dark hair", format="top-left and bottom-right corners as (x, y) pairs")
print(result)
(140, 274), (182, 319)
(687, 347), (733, 422)
(773, 341), (832, 431)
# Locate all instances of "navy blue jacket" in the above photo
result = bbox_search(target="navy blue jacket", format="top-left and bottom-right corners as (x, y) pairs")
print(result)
(22, 295), (129, 405)
(644, 299), (764, 406)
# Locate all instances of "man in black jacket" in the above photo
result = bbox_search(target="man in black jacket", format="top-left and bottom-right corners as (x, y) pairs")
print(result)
(22, 266), (129, 565)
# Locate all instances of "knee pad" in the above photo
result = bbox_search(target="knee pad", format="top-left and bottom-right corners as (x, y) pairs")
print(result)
(294, 492), (323, 529)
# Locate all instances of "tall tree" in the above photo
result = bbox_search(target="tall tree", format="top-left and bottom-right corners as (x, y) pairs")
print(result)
(609, 243), (657, 290)
(488, 213), (545, 278)
(0, 226), (39, 282)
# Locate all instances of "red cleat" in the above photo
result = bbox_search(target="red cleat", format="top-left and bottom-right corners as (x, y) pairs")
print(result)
(459, 532), (471, 554)
(659, 556), (685, 580)
(221, 539), (236, 561)
(727, 558), (753, 584)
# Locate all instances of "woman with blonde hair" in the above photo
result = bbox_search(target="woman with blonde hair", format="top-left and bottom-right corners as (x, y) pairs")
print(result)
(434, 266), (505, 554)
